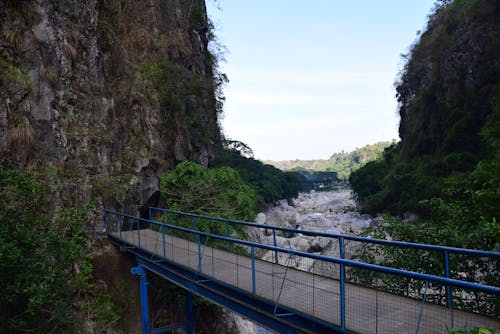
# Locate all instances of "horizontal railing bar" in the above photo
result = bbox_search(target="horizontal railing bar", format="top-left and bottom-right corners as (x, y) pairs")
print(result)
(149, 207), (500, 258)
(105, 210), (500, 294)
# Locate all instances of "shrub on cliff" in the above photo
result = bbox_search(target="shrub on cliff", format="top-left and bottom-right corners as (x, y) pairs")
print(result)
(160, 161), (258, 223)
(0, 166), (91, 333)
(211, 147), (307, 207)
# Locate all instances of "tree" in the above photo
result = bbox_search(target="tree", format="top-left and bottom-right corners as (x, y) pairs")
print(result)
(160, 161), (257, 222)
(0, 166), (90, 333)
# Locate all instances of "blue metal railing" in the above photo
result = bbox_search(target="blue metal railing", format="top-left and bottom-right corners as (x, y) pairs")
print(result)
(105, 209), (500, 333)
(148, 207), (499, 258)
(107, 208), (500, 293)
(151, 208), (500, 319)
(149, 208), (499, 308)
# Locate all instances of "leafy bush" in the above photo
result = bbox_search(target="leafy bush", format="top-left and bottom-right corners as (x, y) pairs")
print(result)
(0, 166), (91, 333)
(159, 161), (259, 248)
(211, 148), (307, 207)
(295, 170), (342, 191)
(350, 156), (500, 316)
(161, 161), (257, 221)
(448, 326), (495, 334)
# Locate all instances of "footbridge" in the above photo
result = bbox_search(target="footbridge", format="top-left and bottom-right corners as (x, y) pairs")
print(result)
(105, 208), (500, 334)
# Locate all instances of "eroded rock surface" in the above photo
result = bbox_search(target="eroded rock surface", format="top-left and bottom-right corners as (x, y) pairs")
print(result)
(250, 190), (380, 268)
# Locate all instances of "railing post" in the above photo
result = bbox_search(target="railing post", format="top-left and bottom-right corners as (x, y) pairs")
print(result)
(339, 237), (346, 330)
(185, 291), (195, 334)
(168, 214), (174, 257)
(225, 221), (232, 251)
(272, 228), (278, 264)
(193, 218), (201, 273)
(162, 225), (166, 258)
(167, 213), (173, 235)
(131, 266), (151, 334)
(148, 207), (153, 221)
(251, 246), (256, 296)
(137, 219), (141, 248)
(119, 216), (123, 240)
(444, 250), (452, 308)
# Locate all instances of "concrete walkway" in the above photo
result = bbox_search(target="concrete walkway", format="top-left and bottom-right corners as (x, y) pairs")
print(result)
(112, 229), (499, 334)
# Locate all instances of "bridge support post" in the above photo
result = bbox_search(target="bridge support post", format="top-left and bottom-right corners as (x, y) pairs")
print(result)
(185, 291), (195, 334)
(131, 266), (151, 334)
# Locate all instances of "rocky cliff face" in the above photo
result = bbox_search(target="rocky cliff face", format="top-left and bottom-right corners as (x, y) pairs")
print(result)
(350, 0), (500, 214)
(0, 0), (221, 223)
(396, 0), (499, 160)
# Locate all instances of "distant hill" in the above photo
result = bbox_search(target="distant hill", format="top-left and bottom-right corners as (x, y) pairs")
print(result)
(266, 141), (394, 179)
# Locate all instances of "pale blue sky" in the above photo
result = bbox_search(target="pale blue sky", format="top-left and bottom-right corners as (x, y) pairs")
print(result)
(207, 0), (437, 160)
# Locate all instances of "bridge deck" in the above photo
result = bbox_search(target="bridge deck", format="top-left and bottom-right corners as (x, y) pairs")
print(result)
(112, 229), (499, 334)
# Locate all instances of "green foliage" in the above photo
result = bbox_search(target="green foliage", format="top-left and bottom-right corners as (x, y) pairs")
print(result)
(0, 166), (131, 333)
(92, 173), (133, 200)
(138, 59), (217, 145)
(325, 141), (393, 179)
(161, 161), (257, 221)
(88, 282), (131, 333)
(0, 55), (34, 95)
(190, 4), (205, 27)
(350, 155), (500, 315)
(211, 147), (307, 206)
(448, 326), (494, 334)
(295, 170), (342, 191)
(351, 0), (500, 216)
(351, 217), (499, 316)
(0, 166), (90, 333)
(160, 162), (258, 246)
(268, 141), (392, 180)
(421, 155), (500, 250)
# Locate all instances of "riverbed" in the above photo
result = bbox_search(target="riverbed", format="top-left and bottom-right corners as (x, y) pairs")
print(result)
(229, 189), (378, 334)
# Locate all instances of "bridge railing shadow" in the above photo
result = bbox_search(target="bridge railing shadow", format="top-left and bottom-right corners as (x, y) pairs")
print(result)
(105, 209), (500, 333)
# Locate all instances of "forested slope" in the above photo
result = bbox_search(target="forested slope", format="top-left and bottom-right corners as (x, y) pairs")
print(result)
(268, 141), (392, 179)
(350, 0), (500, 224)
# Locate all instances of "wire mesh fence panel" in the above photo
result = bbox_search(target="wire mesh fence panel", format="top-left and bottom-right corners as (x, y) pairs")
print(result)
(236, 253), (253, 292)
(312, 258), (340, 280)
(187, 238), (199, 270)
(449, 286), (500, 331)
(348, 239), (446, 275)
(269, 260), (286, 302)
(140, 229), (154, 257)
(346, 243), (451, 313)
(199, 245), (215, 278)
(118, 217), (138, 244)
(211, 248), (239, 286)
(449, 253), (500, 318)
(310, 258), (341, 325)
(345, 281), (378, 333)
(105, 211), (500, 333)
(171, 237), (191, 269)
(344, 266), (459, 334)
(280, 256), (304, 311)
(164, 230), (175, 261)
(254, 262), (274, 298)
